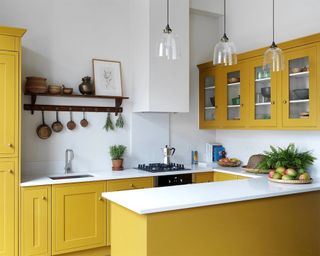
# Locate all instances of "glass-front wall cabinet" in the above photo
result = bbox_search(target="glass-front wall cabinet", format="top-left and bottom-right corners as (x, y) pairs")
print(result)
(199, 68), (219, 128)
(248, 58), (277, 127)
(227, 71), (241, 121)
(282, 46), (317, 127)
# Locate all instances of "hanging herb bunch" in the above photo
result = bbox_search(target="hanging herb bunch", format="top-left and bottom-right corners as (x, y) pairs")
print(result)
(115, 113), (125, 128)
(103, 113), (114, 131)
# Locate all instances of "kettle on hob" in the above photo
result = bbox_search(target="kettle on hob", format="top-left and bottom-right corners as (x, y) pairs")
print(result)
(162, 145), (175, 164)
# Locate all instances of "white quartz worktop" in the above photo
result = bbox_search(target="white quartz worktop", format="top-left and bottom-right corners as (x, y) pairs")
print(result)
(22, 164), (256, 187)
(103, 176), (320, 215)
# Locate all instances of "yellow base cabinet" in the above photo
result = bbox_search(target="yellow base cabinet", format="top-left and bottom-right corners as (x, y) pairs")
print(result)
(21, 186), (51, 256)
(213, 172), (238, 181)
(192, 172), (214, 183)
(198, 33), (320, 130)
(106, 177), (154, 246)
(52, 182), (106, 255)
(0, 160), (15, 256)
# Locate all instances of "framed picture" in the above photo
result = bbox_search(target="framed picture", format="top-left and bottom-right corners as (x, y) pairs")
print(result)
(92, 59), (123, 96)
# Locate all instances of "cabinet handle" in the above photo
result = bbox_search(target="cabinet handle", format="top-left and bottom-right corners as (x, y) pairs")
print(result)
(283, 100), (287, 104)
(0, 169), (14, 173)
(7, 143), (13, 148)
(215, 105), (218, 109)
(129, 184), (135, 188)
(241, 103), (244, 107)
(271, 101), (275, 105)
(42, 196), (46, 200)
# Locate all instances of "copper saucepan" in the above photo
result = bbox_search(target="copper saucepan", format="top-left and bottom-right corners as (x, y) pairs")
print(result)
(36, 111), (52, 139)
(52, 111), (63, 133)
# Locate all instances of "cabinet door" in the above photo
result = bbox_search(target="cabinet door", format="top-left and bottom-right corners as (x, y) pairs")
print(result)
(282, 46), (317, 127)
(0, 52), (18, 157)
(106, 177), (153, 246)
(248, 58), (278, 127)
(219, 63), (249, 127)
(0, 160), (15, 256)
(237, 175), (249, 180)
(21, 186), (51, 256)
(213, 172), (238, 181)
(199, 68), (221, 128)
(52, 182), (106, 255)
(193, 172), (214, 183)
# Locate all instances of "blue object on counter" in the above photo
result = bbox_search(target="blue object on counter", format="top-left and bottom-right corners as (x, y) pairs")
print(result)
(214, 146), (225, 161)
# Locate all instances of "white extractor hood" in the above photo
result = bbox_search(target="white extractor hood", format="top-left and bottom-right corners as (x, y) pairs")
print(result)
(130, 0), (190, 113)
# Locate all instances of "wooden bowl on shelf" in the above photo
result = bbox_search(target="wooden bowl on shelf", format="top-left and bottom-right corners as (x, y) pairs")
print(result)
(48, 85), (62, 95)
(63, 88), (73, 95)
(25, 77), (48, 94)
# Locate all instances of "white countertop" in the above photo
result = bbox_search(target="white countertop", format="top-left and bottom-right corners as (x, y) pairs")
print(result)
(103, 175), (320, 215)
(22, 164), (256, 187)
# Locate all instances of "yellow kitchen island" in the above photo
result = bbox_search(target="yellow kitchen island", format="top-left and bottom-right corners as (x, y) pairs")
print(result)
(103, 178), (320, 256)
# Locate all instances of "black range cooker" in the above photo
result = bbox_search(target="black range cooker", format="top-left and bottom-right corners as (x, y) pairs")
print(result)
(135, 163), (192, 187)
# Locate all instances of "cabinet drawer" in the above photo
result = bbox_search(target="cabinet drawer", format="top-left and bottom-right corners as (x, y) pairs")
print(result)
(193, 172), (214, 183)
(0, 35), (16, 51)
(107, 177), (154, 192)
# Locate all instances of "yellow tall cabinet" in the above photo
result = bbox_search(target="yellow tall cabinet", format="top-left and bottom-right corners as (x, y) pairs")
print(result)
(0, 26), (26, 256)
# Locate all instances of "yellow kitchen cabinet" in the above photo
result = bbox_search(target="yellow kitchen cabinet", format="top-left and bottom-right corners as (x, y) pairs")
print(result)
(0, 51), (18, 157)
(21, 186), (51, 256)
(214, 172), (238, 181)
(193, 172), (214, 183)
(281, 45), (317, 128)
(52, 181), (106, 255)
(219, 63), (249, 128)
(237, 175), (250, 180)
(0, 160), (15, 256)
(106, 177), (154, 246)
(247, 57), (278, 127)
(199, 67), (222, 129)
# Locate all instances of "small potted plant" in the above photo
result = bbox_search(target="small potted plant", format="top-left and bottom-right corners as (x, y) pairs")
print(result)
(109, 145), (126, 171)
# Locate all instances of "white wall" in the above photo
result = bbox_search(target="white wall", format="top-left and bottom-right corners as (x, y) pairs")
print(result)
(213, 0), (320, 176)
(0, 0), (218, 176)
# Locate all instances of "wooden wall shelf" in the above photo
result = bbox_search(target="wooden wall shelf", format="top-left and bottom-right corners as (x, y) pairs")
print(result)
(24, 93), (129, 115)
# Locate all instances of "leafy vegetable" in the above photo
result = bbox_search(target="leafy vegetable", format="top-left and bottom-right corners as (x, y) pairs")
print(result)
(257, 144), (316, 170)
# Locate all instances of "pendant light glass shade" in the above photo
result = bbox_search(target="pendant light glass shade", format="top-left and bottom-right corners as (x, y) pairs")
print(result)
(213, 34), (237, 66)
(263, 0), (284, 72)
(157, 0), (181, 60)
(213, 0), (237, 66)
(263, 42), (284, 72)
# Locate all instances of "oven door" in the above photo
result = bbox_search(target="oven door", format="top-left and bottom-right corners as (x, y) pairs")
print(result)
(157, 174), (193, 187)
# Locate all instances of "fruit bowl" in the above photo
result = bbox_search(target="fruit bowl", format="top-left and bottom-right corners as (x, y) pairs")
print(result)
(268, 177), (312, 184)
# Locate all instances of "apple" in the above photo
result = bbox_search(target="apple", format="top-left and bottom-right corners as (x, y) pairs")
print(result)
(282, 175), (294, 180)
(299, 173), (311, 181)
(272, 173), (282, 180)
(276, 167), (286, 175)
(269, 170), (275, 178)
(286, 168), (297, 178)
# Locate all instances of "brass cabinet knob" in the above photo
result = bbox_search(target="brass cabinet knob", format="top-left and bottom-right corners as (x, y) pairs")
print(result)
(7, 143), (13, 148)
(241, 103), (244, 107)
(99, 197), (103, 201)
(283, 100), (287, 104)
(271, 101), (275, 105)
(130, 184), (135, 188)
(42, 196), (46, 200)
(215, 105), (218, 109)
(9, 169), (14, 174)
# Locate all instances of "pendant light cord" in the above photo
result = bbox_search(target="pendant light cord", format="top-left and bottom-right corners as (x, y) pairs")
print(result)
(224, 0), (226, 36)
(272, 0), (275, 43)
(167, 0), (170, 26)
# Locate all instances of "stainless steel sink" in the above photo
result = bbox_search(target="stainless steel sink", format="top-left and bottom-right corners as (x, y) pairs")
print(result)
(49, 174), (94, 180)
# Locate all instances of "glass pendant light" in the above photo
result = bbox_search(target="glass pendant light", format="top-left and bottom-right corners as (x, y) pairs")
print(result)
(157, 0), (181, 60)
(213, 0), (237, 66)
(263, 0), (284, 72)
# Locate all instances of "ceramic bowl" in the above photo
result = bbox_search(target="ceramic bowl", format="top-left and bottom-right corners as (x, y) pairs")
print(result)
(48, 85), (62, 95)
(63, 88), (73, 95)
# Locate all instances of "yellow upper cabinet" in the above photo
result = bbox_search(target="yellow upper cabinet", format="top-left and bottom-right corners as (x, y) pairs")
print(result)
(219, 63), (249, 128)
(247, 57), (278, 127)
(21, 186), (51, 256)
(0, 160), (15, 256)
(52, 181), (106, 255)
(199, 67), (222, 129)
(281, 45), (317, 128)
(198, 33), (320, 130)
(0, 52), (18, 157)
(0, 26), (26, 52)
